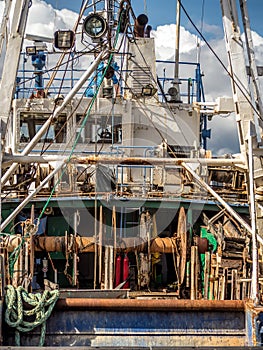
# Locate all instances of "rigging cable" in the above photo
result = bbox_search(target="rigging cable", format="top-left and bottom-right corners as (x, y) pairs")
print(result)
(40, 0), (92, 154)
(39, 4), (132, 156)
(37, 15), (123, 221)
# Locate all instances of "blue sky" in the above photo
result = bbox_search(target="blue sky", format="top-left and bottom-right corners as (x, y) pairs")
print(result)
(45, 0), (262, 36)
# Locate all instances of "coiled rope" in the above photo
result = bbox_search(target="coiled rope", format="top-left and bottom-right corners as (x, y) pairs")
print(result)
(5, 285), (59, 346)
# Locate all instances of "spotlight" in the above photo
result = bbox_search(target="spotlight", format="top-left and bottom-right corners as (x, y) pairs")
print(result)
(54, 30), (75, 50)
(141, 84), (157, 97)
(83, 13), (107, 39)
(26, 46), (37, 55)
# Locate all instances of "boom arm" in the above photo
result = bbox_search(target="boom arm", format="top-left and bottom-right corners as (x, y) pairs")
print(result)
(220, 0), (263, 304)
(0, 0), (31, 138)
(220, 0), (262, 152)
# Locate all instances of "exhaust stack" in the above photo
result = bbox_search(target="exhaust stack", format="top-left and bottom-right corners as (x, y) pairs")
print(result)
(134, 14), (148, 37)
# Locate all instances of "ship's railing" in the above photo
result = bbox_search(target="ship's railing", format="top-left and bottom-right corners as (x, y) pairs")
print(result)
(2, 143), (246, 203)
(15, 53), (203, 103)
(156, 60), (203, 103)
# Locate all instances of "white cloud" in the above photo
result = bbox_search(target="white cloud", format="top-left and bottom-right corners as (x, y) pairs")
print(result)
(201, 23), (223, 38)
(251, 30), (263, 47)
(207, 114), (240, 156)
(152, 24), (198, 60)
(26, 0), (78, 38)
(153, 23), (231, 101)
(0, 2), (3, 16)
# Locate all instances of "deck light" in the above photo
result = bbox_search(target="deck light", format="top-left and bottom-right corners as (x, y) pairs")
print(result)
(83, 13), (107, 39)
(26, 46), (37, 55)
(142, 84), (157, 97)
(54, 30), (75, 50)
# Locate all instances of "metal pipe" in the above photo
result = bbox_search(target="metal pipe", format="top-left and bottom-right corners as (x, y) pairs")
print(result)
(2, 155), (246, 167)
(134, 14), (148, 38)
(56, 298), (245, 311)
(5, 235), (187, 254)
(71, 155), (245, 167)
(248, 124), (259, 304)
(174, 0), (181, 82)
(1, 50), (106, 185)
(1, 161), (65, 231)
(2, 154), (67, 167)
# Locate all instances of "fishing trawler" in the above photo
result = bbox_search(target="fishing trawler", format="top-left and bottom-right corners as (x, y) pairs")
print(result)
(0, 0), (263, 347)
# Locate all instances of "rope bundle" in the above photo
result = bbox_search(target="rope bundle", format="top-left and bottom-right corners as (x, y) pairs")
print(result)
(5, 285), (59, 346)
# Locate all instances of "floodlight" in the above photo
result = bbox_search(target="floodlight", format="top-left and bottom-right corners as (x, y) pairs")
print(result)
(142, 84), (157, 97)
(26, 46), (37, 55)
(83, 13), (107, 39)
(54, 30), (75, 50)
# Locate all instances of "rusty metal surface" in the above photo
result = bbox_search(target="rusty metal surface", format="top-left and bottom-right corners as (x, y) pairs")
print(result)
(56, 298), (245, 311)
(59, 289), (128, 299)
(4, 306), (246, 347)
(5, 294), (257, 348)
(245, 302), (263, 346)
(70, 155), (245, 166)
(4, 235), (188, 254)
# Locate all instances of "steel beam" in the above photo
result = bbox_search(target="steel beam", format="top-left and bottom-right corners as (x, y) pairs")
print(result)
(2, 155), (246, 167)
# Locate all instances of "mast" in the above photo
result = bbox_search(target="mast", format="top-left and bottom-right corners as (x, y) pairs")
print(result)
(220, 0), (263, 304)
(174, 0), (181, 84)
(239, 0), (263, 124)
(172, 0), (181, 102)
(0, 0), (31, 138)
(105, 0), (114, 49)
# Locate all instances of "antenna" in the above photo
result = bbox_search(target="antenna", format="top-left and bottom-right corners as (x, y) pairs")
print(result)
(144, 0), (148, 15)
(171, 0), (181, 102)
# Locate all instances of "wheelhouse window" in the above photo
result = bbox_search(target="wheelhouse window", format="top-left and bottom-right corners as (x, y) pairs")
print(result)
(76, 114), (122, 144)
(20, 114), (67, 143)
